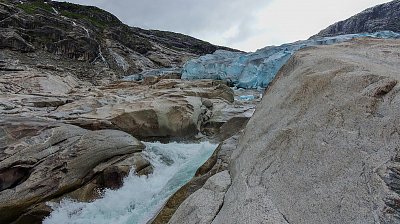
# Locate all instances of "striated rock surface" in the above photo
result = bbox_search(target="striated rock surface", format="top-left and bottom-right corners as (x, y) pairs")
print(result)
(314, 0), (400, 37)
(206, 38), (400, 223)
(0, 116), (148, 223)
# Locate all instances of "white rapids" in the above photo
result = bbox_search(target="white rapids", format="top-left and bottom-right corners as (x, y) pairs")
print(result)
(43, 141), (217, 224)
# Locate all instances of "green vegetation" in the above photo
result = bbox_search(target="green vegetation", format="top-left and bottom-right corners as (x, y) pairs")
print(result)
(60, 10), (107, 29)
(55, 1), (121, 30)
(15, 1), (120, 30)
(16, 0), (53, 14)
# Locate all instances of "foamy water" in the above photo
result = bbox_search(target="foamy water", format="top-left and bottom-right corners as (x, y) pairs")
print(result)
(44, 142), (217, 224)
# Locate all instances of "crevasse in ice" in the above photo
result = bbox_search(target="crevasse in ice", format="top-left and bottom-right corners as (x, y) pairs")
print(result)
(182, 31), (400, 88)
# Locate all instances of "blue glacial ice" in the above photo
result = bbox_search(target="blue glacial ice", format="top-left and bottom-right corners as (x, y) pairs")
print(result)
(182, 31), (400, 89)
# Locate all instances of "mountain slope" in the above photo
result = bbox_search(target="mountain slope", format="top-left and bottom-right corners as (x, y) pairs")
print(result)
(0, 0), (235, 84)
(314, 0), (400, 37)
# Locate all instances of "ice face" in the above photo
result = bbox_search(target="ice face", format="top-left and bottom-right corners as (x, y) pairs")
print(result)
(182, 31), (400, 89)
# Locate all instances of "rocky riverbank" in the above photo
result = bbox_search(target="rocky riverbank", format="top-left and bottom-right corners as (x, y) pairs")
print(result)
(0, 60), (260, 223)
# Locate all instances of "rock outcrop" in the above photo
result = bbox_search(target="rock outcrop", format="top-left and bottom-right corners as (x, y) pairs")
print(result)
(168, 38), (400, 223)
(314, 0), (400, 37)
(0, 116), (149, 223)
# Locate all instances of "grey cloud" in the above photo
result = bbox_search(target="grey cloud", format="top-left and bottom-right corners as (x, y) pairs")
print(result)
(66, 0), (270, 47)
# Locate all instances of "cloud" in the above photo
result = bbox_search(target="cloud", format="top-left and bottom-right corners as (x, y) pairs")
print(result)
(233, 0), (391, 51)
(66, 0), (391, 51)
(66, 0), (270, 47)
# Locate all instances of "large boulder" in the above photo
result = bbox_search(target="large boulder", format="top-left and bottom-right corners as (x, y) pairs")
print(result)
(208, 38), (400, 223)
(0, 116), (148, 223)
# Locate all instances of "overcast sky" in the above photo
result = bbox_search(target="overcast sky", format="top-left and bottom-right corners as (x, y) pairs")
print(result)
(67, 0), (391, 52)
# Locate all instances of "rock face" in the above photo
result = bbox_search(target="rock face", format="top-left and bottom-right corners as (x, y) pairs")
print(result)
(0, 117), (149, 223)
(0, 0), (236, 84)
(204, 38), (400, 223)
(166, 38), (400, 223)
(314, 0), (400, 37)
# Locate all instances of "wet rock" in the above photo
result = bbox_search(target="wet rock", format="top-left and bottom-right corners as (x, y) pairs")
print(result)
(201, 98), (213, 109)
(168, 171), (231, 224)
(214, 116), (249, 142)
(152, 135), (239, 224)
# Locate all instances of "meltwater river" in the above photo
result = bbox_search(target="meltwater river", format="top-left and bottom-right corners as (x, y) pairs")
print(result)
(44, 142), (217, 224)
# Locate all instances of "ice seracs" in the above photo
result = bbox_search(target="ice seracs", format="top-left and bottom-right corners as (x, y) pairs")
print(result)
(182, 31), (400, 89)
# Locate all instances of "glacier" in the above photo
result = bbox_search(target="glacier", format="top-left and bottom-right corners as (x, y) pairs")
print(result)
(182, 31), (400, 88)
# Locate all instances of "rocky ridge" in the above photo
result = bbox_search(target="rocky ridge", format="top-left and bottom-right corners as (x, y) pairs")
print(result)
(314, 0), (400, 37)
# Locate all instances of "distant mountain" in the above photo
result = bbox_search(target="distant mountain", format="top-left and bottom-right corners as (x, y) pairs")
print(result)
(0, 0), (236, 83)
(313, 0), (400, 38)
